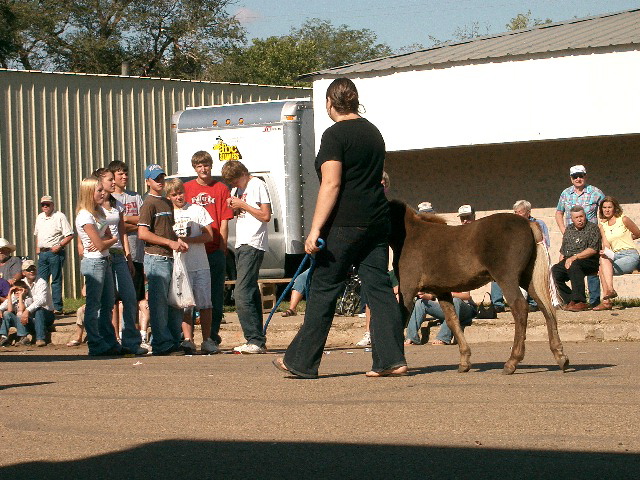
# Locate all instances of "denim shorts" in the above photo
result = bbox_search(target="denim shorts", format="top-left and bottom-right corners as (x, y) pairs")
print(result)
(188, 268), (212, 309)
(613, 249), (640, 275)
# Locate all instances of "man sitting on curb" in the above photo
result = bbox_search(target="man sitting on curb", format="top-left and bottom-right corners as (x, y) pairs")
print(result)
(21, 260), (55, 346)
(551, 206), (601, 312)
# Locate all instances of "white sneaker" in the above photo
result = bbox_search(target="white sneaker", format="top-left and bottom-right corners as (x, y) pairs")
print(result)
(181, 339), (197, 355)
(233, 343), (266, 354)
(357, 312), (367, 318)
(356, 331), (371, 347)
(201, 338), (220, 355)
(140, 341), (152, 353)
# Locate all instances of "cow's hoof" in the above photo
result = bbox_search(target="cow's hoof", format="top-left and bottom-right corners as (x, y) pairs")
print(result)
(503, 364), (516, 375)
(558, 355), (570, 371)
(458, 364), (471, 373)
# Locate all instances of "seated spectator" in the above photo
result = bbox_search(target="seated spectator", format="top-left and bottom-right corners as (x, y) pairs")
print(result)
(0, 280), (33, 346)
(551, 206), (601, 311)
(405, 291), (477, 345)
(281, 268), (310, 317)
(491, 200), (550, 312)
(0, 238), (23, 285)
(0, 277), (10, 303)
(20, 260), (55, 346)
(594, 196), (640, 311)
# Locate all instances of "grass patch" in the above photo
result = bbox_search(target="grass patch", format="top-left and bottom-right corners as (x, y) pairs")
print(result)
(62, 298), (85, 314)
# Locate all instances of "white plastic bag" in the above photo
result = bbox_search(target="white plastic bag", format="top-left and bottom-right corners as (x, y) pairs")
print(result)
(168, 252), (196, 309)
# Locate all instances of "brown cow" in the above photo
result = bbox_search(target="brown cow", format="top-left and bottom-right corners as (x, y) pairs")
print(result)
(388, 200), (569, 375)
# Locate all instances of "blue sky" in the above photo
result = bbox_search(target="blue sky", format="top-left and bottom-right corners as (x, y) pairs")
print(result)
(232, 0), (640, 50)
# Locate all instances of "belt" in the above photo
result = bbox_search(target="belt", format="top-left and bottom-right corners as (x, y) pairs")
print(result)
(40, 247), (62, 252)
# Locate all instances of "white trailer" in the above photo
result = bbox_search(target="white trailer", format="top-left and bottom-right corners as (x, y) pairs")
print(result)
(170, 99), (317, 277)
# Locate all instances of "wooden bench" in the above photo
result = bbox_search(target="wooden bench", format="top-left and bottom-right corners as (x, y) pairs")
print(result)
(225, 278), (294, 312)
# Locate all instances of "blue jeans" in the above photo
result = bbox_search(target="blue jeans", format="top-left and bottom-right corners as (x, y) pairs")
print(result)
(38, 250), (65, 311)
(490, 282), (537, 309)
(29, 308), (55, 341)
(292, 268), (310, 296)
(405, 298), (476, 344)
(1, 311), (29, 337)
(587, 274), (600, 306)
(613, 249), (640, 275)
(144, 255), (182, 353)
(207, 250), (226, 343)
(81, 256), (119, 355)
(111, 253), (141, 351)
(234, 245), (265, 347)
(284, 222), (406, 377)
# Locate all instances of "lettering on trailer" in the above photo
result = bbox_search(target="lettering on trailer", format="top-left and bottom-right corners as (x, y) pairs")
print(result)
(213, 137), (242, 161)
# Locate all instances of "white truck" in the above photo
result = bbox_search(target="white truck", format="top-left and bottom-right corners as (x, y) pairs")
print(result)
(170, 99), (318, 278)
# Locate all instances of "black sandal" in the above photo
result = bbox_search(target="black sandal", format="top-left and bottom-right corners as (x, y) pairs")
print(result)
(281, 308), (298, 317)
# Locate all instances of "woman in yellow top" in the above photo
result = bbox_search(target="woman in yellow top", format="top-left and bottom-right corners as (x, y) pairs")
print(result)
(595, 196), (640, 310)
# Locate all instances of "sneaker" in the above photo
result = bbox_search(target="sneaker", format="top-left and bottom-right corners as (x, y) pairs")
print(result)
(355, 331), (371, 347)
(233, 343), (266, 354)
(130, 346), (149, 355)
(35, 339), (46, 347)
(17, 336), (31, 346)
(201, 338), (220, 355)
(152, 344), (185, 356)
(357, 312), (367, 318)
(0, 335), (8, 347)
(181, 339), (197, 355)
(140, 341), (152, 353)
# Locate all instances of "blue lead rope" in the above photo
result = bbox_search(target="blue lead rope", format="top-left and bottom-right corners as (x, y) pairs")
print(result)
(263, 238), (325, 335)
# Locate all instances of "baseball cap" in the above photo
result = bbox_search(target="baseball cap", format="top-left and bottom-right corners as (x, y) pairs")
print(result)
(569, 165), (586, 176)
(457, 204), (475, 216)
(417, 201), (435, 213)
(40, 195), (53, 204)
(22, 259), (37, 271)
(144, 164), (166, 180)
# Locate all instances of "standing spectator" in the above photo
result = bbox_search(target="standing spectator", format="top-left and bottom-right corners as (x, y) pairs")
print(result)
(0, 238), (22, 285)
(34, 195), (74, 314)
(221, 160), (271, 354)
(594, 197), (640, 311)
(183, 151), (234, 353)
(491, 200), (550, 312)
(552, 206), (601, 311)
(20, 260), (55, 346)
(75, 177), (123, 356)
(138, 164), (189, 356)
(165, 178), (215, 355)
(457, 204), (476, 224)
(555, 165), (605, 306)
(94, 168), (146, 355)
(273, 78), (407, 378)
(108, 160), (149, 347)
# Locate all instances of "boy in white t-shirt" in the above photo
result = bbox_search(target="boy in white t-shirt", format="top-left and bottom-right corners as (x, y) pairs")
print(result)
(165, 178), (218, 355)
(221, 160), (271, 354)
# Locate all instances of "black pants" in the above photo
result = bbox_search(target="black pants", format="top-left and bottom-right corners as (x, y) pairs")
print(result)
(552, 256), (599, 304)
(283, 221), (406, 377)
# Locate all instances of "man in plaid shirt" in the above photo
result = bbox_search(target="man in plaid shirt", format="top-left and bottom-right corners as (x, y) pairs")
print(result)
(555, 164), (605, 307)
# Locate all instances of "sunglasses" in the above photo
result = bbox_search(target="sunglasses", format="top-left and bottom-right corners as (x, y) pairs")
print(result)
(41, 203), (53, 207)
(571, 173), (585, 179)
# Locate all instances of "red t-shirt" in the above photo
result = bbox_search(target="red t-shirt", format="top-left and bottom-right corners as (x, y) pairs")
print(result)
(183, 179), (234, 253)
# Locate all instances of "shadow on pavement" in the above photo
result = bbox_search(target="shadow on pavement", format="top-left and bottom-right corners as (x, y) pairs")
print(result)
(0, 439), (637, 479)
(0, 381), (55, 391)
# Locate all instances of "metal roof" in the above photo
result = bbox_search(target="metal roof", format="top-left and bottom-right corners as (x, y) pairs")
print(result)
(300, 8), (640, 79)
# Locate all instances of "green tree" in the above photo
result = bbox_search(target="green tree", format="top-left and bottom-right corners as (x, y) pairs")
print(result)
(211, 19), (393, 86)
(506, 10), (552, 30)
(0, 0), (245, 77)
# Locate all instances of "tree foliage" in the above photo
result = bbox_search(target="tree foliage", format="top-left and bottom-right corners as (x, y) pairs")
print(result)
(210, 19), (393, 86)
(506, 10), (552, 31)
(0, 0), (245, 77)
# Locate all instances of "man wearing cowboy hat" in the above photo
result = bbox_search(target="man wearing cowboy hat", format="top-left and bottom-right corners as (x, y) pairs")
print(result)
(34, 195), (74, 314)
(0, 238), (22, 285)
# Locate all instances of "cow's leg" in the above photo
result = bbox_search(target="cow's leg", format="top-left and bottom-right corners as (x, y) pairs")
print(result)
(398, 275), (420, 327)
(500, 280), (529, 374)
(438, 292), (471, 373)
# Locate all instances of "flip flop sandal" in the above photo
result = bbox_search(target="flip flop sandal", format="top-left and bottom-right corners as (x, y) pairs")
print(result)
(281, 308), (298, 317)
(66, 340), (81, 347)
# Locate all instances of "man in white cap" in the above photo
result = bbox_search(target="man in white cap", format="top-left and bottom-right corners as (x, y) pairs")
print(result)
(457, 204), (476, 224)
(34, 195), (74, 314)
(20, 259), (55, 346)
(555, 165), (605, 307)
(0, 238), (22, 284)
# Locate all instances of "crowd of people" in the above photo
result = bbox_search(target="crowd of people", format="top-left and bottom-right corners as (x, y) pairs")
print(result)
(1, 78), (638, 378)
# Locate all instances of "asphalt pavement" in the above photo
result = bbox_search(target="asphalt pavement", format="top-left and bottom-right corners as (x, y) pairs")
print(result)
(1, 339), (639, 479)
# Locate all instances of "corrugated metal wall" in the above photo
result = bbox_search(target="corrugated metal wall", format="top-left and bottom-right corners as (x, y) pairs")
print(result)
(0, 69), (309, 297)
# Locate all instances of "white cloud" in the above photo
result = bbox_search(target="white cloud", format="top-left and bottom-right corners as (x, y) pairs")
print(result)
(235, 7), (261, 24)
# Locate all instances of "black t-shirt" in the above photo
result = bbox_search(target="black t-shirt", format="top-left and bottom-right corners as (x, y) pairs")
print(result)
(315, 117), (388, 228)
